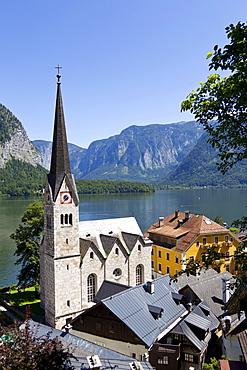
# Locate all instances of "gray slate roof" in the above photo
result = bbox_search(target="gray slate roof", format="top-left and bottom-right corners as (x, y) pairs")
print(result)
(94, 280), (130, 303)
(99, 275), (188, 347)
(172, 300), (219, 352)
(176, 269), (233, 318)
(21, 320), (154, 370)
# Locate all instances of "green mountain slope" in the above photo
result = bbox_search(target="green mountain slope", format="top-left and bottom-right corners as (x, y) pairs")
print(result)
(161, 133), (247, 187)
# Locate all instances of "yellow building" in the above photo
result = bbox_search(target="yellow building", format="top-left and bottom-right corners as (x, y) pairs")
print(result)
(145, 210), (241, 278)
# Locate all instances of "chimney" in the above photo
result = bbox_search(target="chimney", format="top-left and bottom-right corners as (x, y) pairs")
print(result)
(175, 210), (180, 218)
(184, 211), (190, 221)
(159, 217), (164, 227)
(87, 355), (102, 369)
(222, 278), (231, 304)
(64, 323), (72, 334)
(145, 280), (154, 294)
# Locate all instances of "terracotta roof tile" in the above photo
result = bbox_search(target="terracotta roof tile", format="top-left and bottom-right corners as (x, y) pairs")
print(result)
(145, 212), (230, 253)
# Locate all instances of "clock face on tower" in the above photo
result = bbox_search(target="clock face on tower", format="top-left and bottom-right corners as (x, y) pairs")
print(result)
(60, 192), (72, 204)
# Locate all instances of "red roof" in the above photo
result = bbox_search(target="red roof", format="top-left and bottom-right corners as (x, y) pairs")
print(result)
(145, 211), (231, 253)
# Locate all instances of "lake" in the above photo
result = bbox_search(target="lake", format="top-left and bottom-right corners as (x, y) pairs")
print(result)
(0, 188), (246, 288)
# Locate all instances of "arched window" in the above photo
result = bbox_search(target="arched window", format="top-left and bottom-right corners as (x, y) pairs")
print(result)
(115, 247), (119, 255)
(65, 214), (68, 224)
(60, 214), (64, 225)
(90, 252), (94, 259)
(136, 264), (143, 286)
(69, 213), (72, 225)
(87, 274), (96, 302)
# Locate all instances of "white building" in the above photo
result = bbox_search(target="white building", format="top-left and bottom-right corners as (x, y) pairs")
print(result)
(40, 73), (152, 329)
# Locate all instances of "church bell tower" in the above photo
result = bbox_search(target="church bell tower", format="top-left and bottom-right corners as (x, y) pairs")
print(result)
(40, 70), (82, 329)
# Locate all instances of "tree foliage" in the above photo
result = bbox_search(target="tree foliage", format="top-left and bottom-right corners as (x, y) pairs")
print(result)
(0, 320), (76, 370)
(181, 21), (247, 174)
(75, 179), (155, 194)
(10, 201), (44, 288)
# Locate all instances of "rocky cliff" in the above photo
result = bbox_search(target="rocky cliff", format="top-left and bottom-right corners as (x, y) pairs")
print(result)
(34, 121), (204, 183)
(0, 104), (41, 168)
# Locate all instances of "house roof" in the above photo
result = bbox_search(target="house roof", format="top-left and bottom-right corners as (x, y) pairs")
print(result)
(94, 280), (130, 303)
(21, 320), (155, 370)
(177, 269), (233, 318)
(145, 211), (234, 253)
(172, 301), (219, 352)
(79, 217), (146, 258)
(76, 275), (188, 348)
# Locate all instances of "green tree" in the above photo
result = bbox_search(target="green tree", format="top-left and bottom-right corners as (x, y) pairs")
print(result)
(181, 21), (247, 174)
(178, 21), (247, 285)
(203, 357), (220, 370)
(214, 215), (224, 226)
(10, 201), (44, 289)
(0, 320), (76, 369)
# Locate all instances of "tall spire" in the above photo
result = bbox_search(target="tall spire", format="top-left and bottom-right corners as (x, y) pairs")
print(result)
(48, 69), (78, 202)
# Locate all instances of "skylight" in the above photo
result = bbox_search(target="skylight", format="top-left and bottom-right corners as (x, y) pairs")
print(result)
(204, 219), (212, 225)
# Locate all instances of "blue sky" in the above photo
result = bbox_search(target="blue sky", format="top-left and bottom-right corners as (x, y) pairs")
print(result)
(1, 1), (247, 148)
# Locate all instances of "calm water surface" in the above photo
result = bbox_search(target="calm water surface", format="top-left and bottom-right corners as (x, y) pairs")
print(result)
(0, 188), (246, 287)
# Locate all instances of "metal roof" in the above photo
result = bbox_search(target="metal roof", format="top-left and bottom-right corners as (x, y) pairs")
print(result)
(101, 275), (187, 347)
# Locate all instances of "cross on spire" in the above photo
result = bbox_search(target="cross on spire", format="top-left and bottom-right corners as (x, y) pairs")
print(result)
(55, 64), (62, 82)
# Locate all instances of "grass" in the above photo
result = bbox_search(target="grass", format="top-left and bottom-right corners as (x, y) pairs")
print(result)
(0, 286), (44, 316)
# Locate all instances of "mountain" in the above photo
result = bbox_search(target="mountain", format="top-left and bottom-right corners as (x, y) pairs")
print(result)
(0, 104), (47, 195)
(33, 140), (87, 178)
(34, 121), (204, 183)
(0, 104), (41, 168)
(161, 133), (247, 187)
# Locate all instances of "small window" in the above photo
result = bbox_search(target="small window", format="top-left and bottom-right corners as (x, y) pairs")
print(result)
(67, 265), (69, 270)
(202, 238), (207, 245)
(189, 256), (194, 262)
(196, 241), (200, 247)
(69, 213), (72, 225)
(166, 266), (170, 274)
(230, 237), (233, 242)
(215, 236), (219, 244)
(201, 253), (206, 262)
(158, 250), (162, 258)
(115, 247), (119, 255)
(136, 264), (143, 285)
(175, 255), (179, 264)
(175, 269), (179, 275)
(184, 353), (193, 362)
(66, 238), (69, 244)
(87, 274), (96, 302)
(151, 260), (154, 268)
(157, 356), (168, 365)
(113, 268), (122, 278)
(166, 252), (170, 261)
(60, 214), (64, 225)
(151, 248), (154, 256)
(65, 214), (68, 224)
(225, 251), (230, 261)
(158, 263), (162, 272)
(225, 235), (229, 242)
(90, 252), (94, 259)
(67, 300), (70, 307)
(138, 244), (141, 252)
(226, 264), (230, 272)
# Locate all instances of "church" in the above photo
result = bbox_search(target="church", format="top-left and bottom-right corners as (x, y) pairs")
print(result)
(40, 72), (152, 329)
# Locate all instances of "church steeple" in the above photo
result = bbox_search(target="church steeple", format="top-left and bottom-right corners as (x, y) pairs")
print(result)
(47, 70), (78, 202)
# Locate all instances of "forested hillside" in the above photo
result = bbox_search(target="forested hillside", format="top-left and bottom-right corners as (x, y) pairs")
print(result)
(161, 133), (247, 187)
